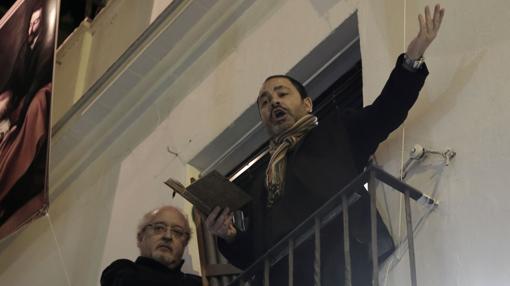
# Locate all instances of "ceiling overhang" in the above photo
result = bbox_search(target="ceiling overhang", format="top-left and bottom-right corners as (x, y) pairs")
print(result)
(49, 0), (257, 199)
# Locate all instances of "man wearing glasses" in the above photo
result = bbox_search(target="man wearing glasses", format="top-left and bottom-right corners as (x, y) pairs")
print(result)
(101, 206), (201, 286)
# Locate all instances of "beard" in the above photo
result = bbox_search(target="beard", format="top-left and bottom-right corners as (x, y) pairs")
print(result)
(154, 252), (174, 264)
(153, 251), (181, 268)
(269, 120), (294, 136)
(267, 109), (308, 136)
(151, 244), (185, 268)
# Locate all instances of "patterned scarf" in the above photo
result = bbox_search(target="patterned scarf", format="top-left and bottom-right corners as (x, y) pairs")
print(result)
(266, 114), (318, 207)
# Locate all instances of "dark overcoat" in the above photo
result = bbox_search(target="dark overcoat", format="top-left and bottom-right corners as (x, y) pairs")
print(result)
(220, 54), (429, 285)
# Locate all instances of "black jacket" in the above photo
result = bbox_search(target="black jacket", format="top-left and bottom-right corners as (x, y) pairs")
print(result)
(218, 55), (428, 281)
(101, 257), (202, 286)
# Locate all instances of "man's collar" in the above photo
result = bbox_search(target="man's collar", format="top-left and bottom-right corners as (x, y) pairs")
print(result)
(135, 256), (185, 272)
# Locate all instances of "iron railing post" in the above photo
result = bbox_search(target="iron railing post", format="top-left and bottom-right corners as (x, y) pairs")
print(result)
(404, 190), (418, 286)
(369, 169), (379, 286)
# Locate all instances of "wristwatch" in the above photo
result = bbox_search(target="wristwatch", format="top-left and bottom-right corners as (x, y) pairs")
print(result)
(403, 53), (425, 70)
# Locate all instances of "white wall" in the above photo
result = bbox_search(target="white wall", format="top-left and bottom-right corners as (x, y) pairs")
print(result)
(1, 0), (509, 285)
(53, 0), (170, 123)
(366, 1), (510, 285)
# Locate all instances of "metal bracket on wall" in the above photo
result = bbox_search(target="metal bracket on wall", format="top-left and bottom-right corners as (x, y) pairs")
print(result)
(402, 144), (456, 179)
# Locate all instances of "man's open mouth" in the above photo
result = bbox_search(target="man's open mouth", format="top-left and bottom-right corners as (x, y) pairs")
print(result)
(272, 108), (287, 121)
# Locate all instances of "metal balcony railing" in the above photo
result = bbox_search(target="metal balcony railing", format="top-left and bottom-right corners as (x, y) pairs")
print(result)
(225, 164), (437, 286)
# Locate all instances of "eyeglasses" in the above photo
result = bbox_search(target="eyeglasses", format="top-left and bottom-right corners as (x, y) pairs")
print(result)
(145, 223), (190, 240)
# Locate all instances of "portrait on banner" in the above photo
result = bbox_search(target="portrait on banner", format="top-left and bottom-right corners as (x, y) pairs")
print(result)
(0, 0), (57, 240)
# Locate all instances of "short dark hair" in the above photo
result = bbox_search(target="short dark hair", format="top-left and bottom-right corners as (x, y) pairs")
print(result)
(264, 75), (308, 99)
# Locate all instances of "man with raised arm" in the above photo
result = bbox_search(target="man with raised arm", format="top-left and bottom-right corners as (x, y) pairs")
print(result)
(207, 5), (445, 285)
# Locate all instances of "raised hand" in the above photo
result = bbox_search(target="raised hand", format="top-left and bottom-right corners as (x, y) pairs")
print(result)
(406, 4), (445, 60)
(205, 206), (237, 241)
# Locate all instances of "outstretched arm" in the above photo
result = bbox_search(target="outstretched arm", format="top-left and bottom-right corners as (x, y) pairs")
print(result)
(345, 5), (445, 166)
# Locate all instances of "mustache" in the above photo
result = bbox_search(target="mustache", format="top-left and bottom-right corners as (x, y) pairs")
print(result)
(271, 105), (288, 113)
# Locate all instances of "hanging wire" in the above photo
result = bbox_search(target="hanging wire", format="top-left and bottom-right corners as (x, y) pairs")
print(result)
(384, 1), (408, 285)
(46, 213), (72, 286)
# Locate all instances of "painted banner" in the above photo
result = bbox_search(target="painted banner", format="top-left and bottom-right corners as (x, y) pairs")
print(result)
(0, 0), (57, 240)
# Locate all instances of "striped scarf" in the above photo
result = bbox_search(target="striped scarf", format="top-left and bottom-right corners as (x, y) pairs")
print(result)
(266, 114), (318, 207)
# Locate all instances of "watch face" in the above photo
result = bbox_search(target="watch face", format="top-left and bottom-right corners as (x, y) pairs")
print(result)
(413, 58), (424, 69)
(403, 54), (423, 70)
